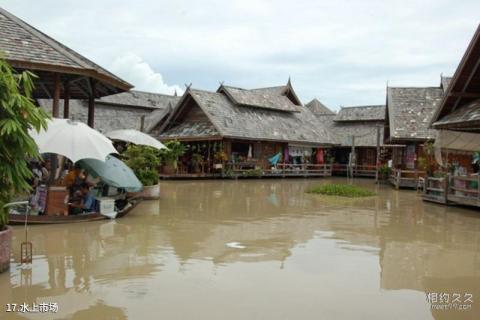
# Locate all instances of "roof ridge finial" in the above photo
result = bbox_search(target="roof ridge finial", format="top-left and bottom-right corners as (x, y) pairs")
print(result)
(184, 83), (192, 91)
(287, 76), (292, 86)
(174, 89), (178, 96)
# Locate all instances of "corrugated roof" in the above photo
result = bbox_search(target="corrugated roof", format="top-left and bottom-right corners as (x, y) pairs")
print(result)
(219, 85), (301, 112)
(161, 87), (337, 145)
(305, 98), (335, 115)
(334, 105), (385, 122)
(386, 87), (442, 141)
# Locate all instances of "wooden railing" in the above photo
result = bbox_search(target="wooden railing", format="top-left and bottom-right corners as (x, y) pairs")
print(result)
(422, 174), (480, 207)
(161, 162), (333, 178)
(230, 163), (333, 177)
(422, 176), (448, 204)
(270, 163), (332, 176)
(332, 164), (377, 177)
(447, 175), (480, 207)
(389, 168), (426, 189)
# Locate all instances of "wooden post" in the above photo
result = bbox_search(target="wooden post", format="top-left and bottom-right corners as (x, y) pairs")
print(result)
(63, 82), (70, 119)
(140, 115), (145, 132)
(444, 176), (449, 204)
(446, 174), (451, 203)
(375, 125), (380, 183)
(49, 73), (61, 183)
(87, 79), (96, 128)
(349, 135), (355, 178)
(52, 73), (60, 118)
(207, 141), (211, 174)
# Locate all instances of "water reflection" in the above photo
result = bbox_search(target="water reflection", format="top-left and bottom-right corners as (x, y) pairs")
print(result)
(0, 178), (479, 319)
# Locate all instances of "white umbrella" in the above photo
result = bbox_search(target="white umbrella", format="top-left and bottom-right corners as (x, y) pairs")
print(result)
(29, 118), (117, 162)
(106, 129), (167, 150)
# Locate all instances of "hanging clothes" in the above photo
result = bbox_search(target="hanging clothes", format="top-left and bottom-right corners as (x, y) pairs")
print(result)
(316, 148), (324, 164)
(284, 146), (289, 163)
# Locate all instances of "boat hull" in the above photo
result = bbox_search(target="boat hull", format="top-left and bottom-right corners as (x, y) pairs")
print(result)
(8, 199), (139, 225)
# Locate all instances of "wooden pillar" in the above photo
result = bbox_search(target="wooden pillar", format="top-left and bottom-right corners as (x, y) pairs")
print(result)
(52, 73), (61, 117)
(87, 78), (96, 128)
(140, 115), (145, 132)
(63, 82), (70, 119)
(375, 124), (381, 183)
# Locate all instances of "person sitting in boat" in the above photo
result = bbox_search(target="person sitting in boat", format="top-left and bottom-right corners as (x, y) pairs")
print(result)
(64, 163), (86, 195)
(69, 182), (97, 215)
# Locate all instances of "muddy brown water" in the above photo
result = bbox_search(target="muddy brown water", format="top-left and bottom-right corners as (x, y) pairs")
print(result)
(0, 178), (479, 320)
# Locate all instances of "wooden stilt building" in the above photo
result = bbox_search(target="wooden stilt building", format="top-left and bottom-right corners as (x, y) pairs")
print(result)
(156, 81), (337, 178)
(309, 104), (386, 178)
(423, 24), (480, 207)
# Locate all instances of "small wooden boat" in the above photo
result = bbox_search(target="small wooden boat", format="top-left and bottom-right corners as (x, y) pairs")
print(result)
(8, 199), (140, 225)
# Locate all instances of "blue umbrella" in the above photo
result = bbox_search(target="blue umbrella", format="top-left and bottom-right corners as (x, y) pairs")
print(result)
(77, 155), (143, 192)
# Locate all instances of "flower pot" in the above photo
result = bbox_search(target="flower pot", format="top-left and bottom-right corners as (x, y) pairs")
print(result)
(0, 226), (12, 273)
(162, 165), (176, 175)
(128, 183), (160, 200)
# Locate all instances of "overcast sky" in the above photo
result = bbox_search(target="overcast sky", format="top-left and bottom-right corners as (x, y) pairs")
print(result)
(2, 0), (479, 110)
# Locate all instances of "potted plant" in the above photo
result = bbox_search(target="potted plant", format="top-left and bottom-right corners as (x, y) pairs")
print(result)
(0, 57), (49, 272)
(159, 140), (186, 174)
(420, 141), (436, 176)
(191, 153), (204, 173)
(124, 145), (161, 200)
(214, 150), (228, 169)
(379, 164), (391, 181)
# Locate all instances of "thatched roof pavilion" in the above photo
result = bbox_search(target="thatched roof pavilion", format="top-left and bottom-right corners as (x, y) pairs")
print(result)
(0, 7), (132, 127)
(432, 25), (480, 132)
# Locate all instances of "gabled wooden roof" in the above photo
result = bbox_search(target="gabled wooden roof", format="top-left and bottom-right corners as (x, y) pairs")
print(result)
(0, 7), (132, 98)
(305, 98), (335, 115)
(159, 86), (337, 145)
(334, 105), (385, 122)
(386, 87), (442, 141)
(97, 90), (180, 110)
(319, 114), (384, 147)
(432, 24), (480, 129)
(218, 84), (301, 112)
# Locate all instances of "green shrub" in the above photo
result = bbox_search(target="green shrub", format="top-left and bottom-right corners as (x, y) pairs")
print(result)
(306, 183), (376, 198)
(124, 145), (160, 186)
(0, 57), (49, 229)
(242, 168), (263, 177)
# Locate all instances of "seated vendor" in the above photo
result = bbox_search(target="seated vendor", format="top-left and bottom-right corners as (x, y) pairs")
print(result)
(69, 183), (97, 215)
(64, 164), (86, 195)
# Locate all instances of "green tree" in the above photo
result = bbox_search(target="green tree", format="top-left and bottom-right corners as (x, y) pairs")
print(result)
(0, 57), (49, 229)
